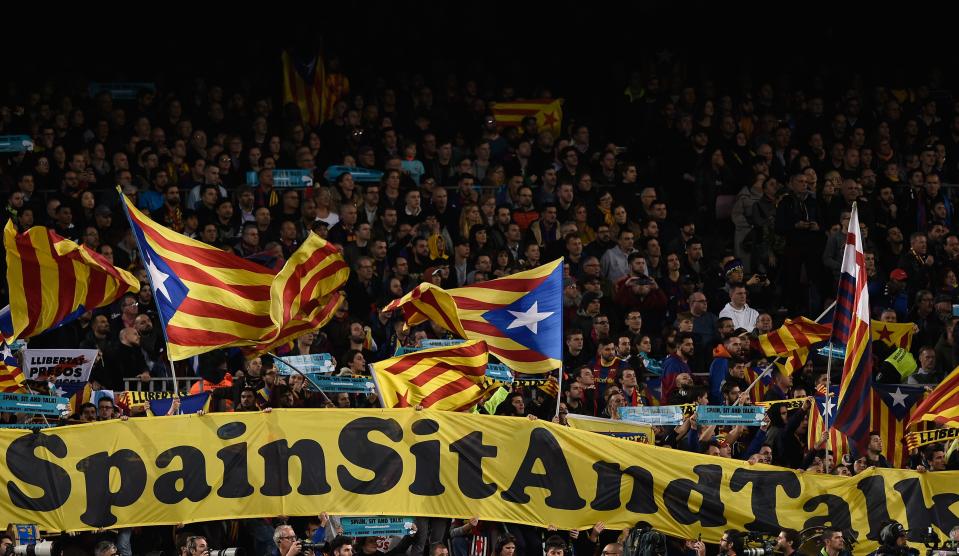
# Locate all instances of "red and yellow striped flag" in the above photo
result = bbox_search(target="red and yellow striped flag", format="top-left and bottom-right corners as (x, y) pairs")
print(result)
(870, 320), (915, 350)
(0, 342), (25, 393)
(371, 340), (492, 411)
(907, 366), (959, 429)
(754, 317), (832, 358)
(871, 383), (926, 468)
(3, 220), (139, 340)
(122, 195), (348, 360)
(281, 51), (348, 126)
(492, 99), (563, 136)
(774, 347), (810, 377)
(383, 260), (563, 373)
(807, 387), (849, 459)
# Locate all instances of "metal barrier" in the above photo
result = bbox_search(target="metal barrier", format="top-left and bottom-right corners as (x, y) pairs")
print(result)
(121, 376), (197, 393)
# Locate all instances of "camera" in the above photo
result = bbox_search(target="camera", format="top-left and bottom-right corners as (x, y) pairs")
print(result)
(919, 527), (958, 556)
(209, 549), (243, 556)
(14, 542), (59, 556)
(742, 533), (776, 556)
(300, 542), (324, 555)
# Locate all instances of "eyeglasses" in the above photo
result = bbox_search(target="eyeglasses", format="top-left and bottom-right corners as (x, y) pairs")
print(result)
(278, 536), (297, 542)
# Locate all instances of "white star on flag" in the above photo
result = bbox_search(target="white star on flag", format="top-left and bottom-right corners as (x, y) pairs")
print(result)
(889, 387), (909, 407)
(506, 301), (554, 335)
(146, 255), (172, 302)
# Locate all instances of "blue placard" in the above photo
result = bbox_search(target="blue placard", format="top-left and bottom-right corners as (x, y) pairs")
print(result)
(393, 346), (420, 356)
(619, 405), (685, 426)
(15, 524), (38, 545)
(275, 354), (335, 375)
(420, 339), (467, 347)
(696, 405), (767, 426)
(816, 345), (846, 359)
(88, 82), (156, 100)
(324, 165), (384, 184)
(274, 169), (314, 188)
(340, 517), (414, 537)
(305, 374), (376, 394)
(0, 135), (34, 153)
(485, 363), (513, 384)
(0, 393), (69, 416)
(0, 423), (58, 429)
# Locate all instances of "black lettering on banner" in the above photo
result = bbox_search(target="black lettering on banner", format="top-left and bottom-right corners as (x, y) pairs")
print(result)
(76, 450), (147, 527)
(408, 419), (444, 496)
(154, 446), (212, 503)
(502, 428), (586, 510)
(729, 470), (801, 533)
(856, 475), (891, 541)
(337, 417), (403, 494)
(894, 478), (959, 542)
(590, 461), (656, 513)
(662, 464), (726, 527)
(258, 439), (331, 496)
(801, 494), (854, 534)
(449, 431), (497, 499)
(6, 433), (71, 511)
(216, 422), (254, 498)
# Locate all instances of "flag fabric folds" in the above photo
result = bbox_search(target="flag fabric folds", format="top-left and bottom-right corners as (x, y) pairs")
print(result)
(807, 386), (849, 459)
(743, 365), (771, 401)
(906, 366), (959, 429)
(492, 99), (563, 136)
(371, 340), (492, 411)
(773, 347), (811, 377)
(832, 204), (874, 450)
(870, 320), (915, 350)
(0, 342), (25, 393)
(147, 392), (211, 416)
(384, 259), (563, 373)
(754, 317), (832, 357)
(281, 50), (348, 126)
(2, 221), (139, 340)
(122, 194), (348, 360)
(870, 383), (926, 468)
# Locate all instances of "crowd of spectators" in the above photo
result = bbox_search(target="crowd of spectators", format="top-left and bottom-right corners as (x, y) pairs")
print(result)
(2, 58), (959, 556)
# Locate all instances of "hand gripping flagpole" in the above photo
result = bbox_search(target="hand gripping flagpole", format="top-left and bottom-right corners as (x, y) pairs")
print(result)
(117, 188), (181, 397)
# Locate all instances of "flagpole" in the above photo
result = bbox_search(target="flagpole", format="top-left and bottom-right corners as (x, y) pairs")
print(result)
(268, 351), (333, 405)
(554, 285), (565, 420)
(737, 300), (837, 404)
(116, 188), (179, 394)
(822, 341), (835, 474)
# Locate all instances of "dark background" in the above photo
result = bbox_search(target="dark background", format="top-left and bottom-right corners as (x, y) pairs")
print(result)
(7, 2), (957, 109)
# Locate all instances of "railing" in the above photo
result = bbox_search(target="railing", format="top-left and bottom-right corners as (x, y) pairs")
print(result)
(122, 376), (198, 393)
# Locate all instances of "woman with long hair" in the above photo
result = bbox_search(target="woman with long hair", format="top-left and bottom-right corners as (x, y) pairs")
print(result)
(458, 203), (483, 242)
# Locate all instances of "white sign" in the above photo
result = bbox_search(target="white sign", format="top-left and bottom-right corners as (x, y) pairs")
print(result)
(23, 349), (97, 383)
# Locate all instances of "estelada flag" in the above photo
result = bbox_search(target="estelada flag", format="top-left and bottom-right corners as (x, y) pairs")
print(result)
(121, 194), (348, 360)
(0, 341), (25, 393)
(384, 259), (563, 373)
(870, 320), (915, 350)
(492, 99), (563, 136)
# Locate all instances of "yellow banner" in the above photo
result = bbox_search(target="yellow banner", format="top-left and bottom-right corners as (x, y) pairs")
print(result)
(566, 414), (653, 443)
(905, 426), (959, 450)
(0, 409), (956, 553)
